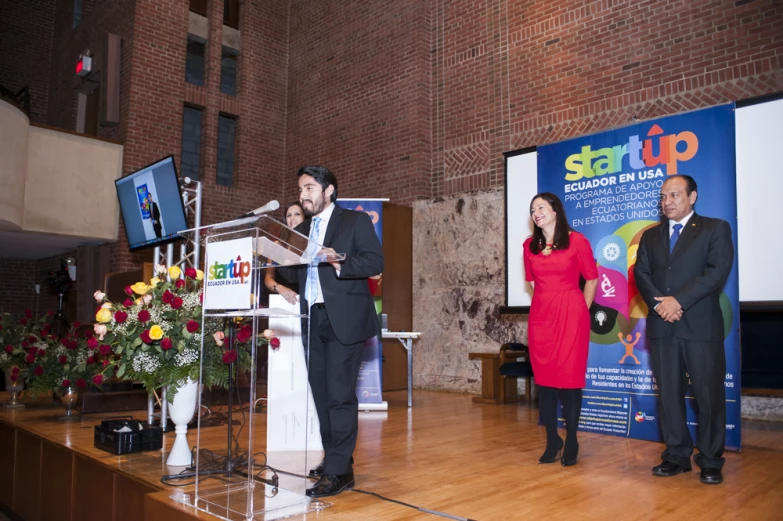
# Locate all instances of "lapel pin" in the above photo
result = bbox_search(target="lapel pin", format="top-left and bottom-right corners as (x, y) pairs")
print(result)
(691, 223), (696, 227)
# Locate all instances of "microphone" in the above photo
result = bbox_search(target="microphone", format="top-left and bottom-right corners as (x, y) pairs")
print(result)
(239, 200), (280, 218)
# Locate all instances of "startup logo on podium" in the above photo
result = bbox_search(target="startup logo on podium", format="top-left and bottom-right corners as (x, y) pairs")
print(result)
(204, 237), (253, 310)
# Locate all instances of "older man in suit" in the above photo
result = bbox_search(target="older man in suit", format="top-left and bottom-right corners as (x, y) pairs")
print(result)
(633, 174), (733, 485)
(280, 165), (384, 498)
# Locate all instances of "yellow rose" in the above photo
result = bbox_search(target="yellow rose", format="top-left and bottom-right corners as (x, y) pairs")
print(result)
(130, 282), (150, 295)
(150, 277), (161, 286)
(95, 308), (112, 323)
(149, 325), (164, 340)
(168, 266), (182, 280)
(196, 269), (204, 281)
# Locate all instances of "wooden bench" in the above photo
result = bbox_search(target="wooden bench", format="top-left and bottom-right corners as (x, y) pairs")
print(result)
(469, 343), (534, 404)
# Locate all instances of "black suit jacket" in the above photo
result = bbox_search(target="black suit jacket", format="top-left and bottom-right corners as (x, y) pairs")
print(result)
(280, 205), (384, 345)
(633, 213), (733, 341)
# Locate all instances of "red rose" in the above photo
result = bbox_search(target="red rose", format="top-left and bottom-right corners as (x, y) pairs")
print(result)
(25, 354), (35, 363)
(68, 340), (78, 350)
(236, 326), (252, 343)
(124, 286), (133, 296)
(47, 310), (54, 316)
(140, 330), (152, 344)
(24, 309), (32, 318)
(10, 373), (17, 382)
(28, 335), (37, 343)
(21, 340), (29, 348)
(11, 367), (20, 374)
(28, 346), (37, 356)
(19, 318), (28, 325)
(270, 337), (281, 349)
(93, 374), (103, 385)
(73, 330), (81, 338)
(34, 366), (44, 376)
(138, 310), (150, 323)
(59, 355), (68, 365)
(88, 337), (99, 349)
(175, 279), (186, 289)
(84, 330), (94, 338)
(75, 379), (86, 389)
(161, 337), (173, 350)
(186, 320), (199, 333)
(37, 349), (46, 358)
(73, 321), (81, 328)
(162, 290), (174, 304)
(87, 356), (95, 365)
(171, 297), (183, 309)
(4, 345), (12, 354)
(185, 267), (197, 279)
(115, 311), (128, 324)
(123, 298), (134, 307)
(222, 350), (238, 364)
(102, 359), (110, 367)
(62, 379), (71, 388)
(99, 344), (111, 356)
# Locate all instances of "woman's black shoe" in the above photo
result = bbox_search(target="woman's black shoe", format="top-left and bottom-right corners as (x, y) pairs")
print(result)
(561, 441), (579, 466)
(538, 438), (564, 464)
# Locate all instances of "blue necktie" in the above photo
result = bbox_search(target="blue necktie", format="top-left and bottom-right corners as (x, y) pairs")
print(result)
(305, 217), (322, 306)
(670, 223), (683, 253)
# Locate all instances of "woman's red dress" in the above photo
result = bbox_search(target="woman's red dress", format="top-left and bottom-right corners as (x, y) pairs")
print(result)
(523, 232), (598, 388)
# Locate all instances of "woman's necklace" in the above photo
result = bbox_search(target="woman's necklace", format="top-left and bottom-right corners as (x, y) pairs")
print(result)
(542, 243), (554, 256)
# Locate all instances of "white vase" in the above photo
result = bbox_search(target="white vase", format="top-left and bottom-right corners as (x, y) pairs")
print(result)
(166, 378), (199, 467)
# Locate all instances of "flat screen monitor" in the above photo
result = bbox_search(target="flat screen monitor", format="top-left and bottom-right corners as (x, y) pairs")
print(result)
(115, 155), (188, 252)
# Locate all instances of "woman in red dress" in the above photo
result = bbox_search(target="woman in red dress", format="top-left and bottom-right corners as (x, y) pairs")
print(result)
(523, 193), (598, 466)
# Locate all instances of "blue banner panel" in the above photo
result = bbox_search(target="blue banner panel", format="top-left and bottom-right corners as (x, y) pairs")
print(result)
(337, 199), (385, 405)
(537, 104), (740, 450)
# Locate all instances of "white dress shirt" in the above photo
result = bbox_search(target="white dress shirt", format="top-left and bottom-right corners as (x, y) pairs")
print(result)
(309, 202), (336, 304)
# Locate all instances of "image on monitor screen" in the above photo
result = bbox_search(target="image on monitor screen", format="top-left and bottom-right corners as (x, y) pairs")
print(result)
(115, 155), (189, 252)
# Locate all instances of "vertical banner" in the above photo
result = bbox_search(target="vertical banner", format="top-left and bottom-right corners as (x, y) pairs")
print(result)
(537, 104), (740, 450)
(336, 199), (385, 405)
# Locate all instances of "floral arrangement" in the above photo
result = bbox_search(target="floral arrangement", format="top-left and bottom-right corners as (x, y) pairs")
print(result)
(0, 311), (34, 386)
(93, 264), (278, 398)
(1, 310), (109, 395)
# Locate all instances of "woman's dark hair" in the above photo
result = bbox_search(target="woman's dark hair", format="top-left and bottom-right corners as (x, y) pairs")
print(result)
(297, 165), (338, 202)
(284, 201), (304, 215)
(528, 192), (572, 254)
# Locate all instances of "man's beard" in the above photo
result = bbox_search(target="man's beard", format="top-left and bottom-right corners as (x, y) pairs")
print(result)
(301, 195), (327, 217)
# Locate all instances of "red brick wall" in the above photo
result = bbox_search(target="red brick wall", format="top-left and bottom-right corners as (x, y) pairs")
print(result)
(0, 259), (36, 322)
(111, 0), (290, 272)
(285, 0), (433, 205)
(0, 0), (56, 123)
(287, 0), (782, 201)
(437, 0), (783, 195)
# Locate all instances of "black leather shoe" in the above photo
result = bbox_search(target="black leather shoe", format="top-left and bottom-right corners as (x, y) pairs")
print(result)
(700, 467), (723, 485)
(309, 456), (354, 478)
(652, 461), (691, 477)
(561, 442), (579, 467)
(538, 438), (564, 464)
(305, 473), (355, 498)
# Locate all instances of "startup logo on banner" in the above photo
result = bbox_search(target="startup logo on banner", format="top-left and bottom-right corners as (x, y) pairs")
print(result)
(561, 123), (700, 228)
(204, 237), (253, 310)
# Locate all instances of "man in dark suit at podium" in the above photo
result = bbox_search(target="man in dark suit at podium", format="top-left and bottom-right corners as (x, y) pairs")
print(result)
(281, 165), (384, 498)
(634, 175), (734, 485)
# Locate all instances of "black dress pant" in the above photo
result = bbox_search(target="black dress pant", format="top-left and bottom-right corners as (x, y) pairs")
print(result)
(649, 336), (726, 470)
(307, 305), (365, 475)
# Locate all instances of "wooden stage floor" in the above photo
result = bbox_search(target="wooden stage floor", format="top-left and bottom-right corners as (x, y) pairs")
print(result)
(304, 390), (783, 521)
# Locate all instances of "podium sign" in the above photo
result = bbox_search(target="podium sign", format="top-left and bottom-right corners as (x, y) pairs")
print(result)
(204, 237), (254, 310)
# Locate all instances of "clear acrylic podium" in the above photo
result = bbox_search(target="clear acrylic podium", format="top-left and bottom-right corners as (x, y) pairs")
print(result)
(174, 214), (344, 521)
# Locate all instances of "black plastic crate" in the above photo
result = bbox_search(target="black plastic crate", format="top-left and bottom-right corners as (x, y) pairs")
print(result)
(94, 418), (163, 455)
